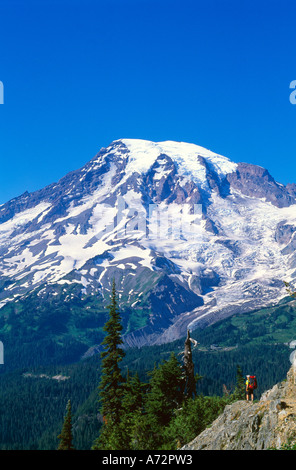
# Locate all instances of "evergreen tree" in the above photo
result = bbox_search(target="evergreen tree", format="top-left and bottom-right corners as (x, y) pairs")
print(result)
(164, 394), (230, 449)
(146, 354), (183, 427)
(122, 371), (145, 416)
(141, 353), (184, 449)
(57, 399), (75, 450)
(232, 365), (246, 401)
(92, 279), (125, 449)
(115, 372), (146, 449)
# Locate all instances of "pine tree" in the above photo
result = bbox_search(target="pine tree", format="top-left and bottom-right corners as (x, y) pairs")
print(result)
(122, 371), (144, 416)
(117, 371), (146, 449)
(232, 365), (246, 401)
(140, 353), (184, 449)
(146, 353), (184, 426)
(57, 399), (75, 450)
(92, 279), (125, 449)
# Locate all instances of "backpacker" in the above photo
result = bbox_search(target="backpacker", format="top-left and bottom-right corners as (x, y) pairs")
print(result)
(248, 375), (257, 390)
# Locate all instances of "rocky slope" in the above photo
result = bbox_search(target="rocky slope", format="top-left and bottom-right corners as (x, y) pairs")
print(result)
(182, 361), (296, 450)
(1, 139), (296, 347)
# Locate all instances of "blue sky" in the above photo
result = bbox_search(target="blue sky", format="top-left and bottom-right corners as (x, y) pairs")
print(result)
(0, 0), (296, 204)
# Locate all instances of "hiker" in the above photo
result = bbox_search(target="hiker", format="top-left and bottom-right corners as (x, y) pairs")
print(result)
(246, 375), (257, 401)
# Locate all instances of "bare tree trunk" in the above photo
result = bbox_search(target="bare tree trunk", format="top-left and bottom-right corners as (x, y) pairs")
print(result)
(183, 329), (198, 399)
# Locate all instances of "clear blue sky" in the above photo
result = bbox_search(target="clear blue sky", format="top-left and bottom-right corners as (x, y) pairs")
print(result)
(0, 0), (296, 204)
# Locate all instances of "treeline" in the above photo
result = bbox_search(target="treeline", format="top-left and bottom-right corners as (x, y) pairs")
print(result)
(0, 340), (289, 450)
(92, 352), (238, 450)
(80, 281), (248, 450)
(0, 285), (108, 373)
(0, 282), (293, 450)
(0, 359), (100, 450)
(55, 281), (234, 450)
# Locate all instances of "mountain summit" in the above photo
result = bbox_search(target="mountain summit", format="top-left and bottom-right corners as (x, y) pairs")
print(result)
(1, 139), (296, 347)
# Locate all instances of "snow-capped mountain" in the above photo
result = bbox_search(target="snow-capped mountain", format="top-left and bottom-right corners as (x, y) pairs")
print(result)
(1, 138), (296, 347)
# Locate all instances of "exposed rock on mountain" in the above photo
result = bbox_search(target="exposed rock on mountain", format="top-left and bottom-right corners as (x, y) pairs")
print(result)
(226, 162), (295, 207)
(182, 362), (296, 450)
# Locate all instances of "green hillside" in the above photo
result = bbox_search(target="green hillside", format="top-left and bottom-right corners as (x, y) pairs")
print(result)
(0, 295), (295, 449)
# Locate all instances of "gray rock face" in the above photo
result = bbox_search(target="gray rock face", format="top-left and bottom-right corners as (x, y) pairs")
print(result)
(182, 364), (296, 450)
(275, 222), (296, 244)
(227, 162), (295, 208)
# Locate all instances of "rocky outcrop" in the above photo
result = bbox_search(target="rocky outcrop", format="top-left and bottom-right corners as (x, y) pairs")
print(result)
(182, 362), (296, 450)
(227, 162), (295, 208)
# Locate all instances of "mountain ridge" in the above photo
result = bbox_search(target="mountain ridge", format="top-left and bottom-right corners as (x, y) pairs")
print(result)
(1, 138), (296, 348)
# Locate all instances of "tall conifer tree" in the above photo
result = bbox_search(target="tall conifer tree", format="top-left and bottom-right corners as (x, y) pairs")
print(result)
(232, 365), (246, 401)
(57, 399), (75, 450)
(92, 278), (125, 449)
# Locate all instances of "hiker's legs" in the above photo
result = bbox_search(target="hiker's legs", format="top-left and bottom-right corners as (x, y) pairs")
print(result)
(246, 390), (253, 401)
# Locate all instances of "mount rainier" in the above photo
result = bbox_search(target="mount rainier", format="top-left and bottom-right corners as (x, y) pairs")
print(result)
(1, 138), (296, 349)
